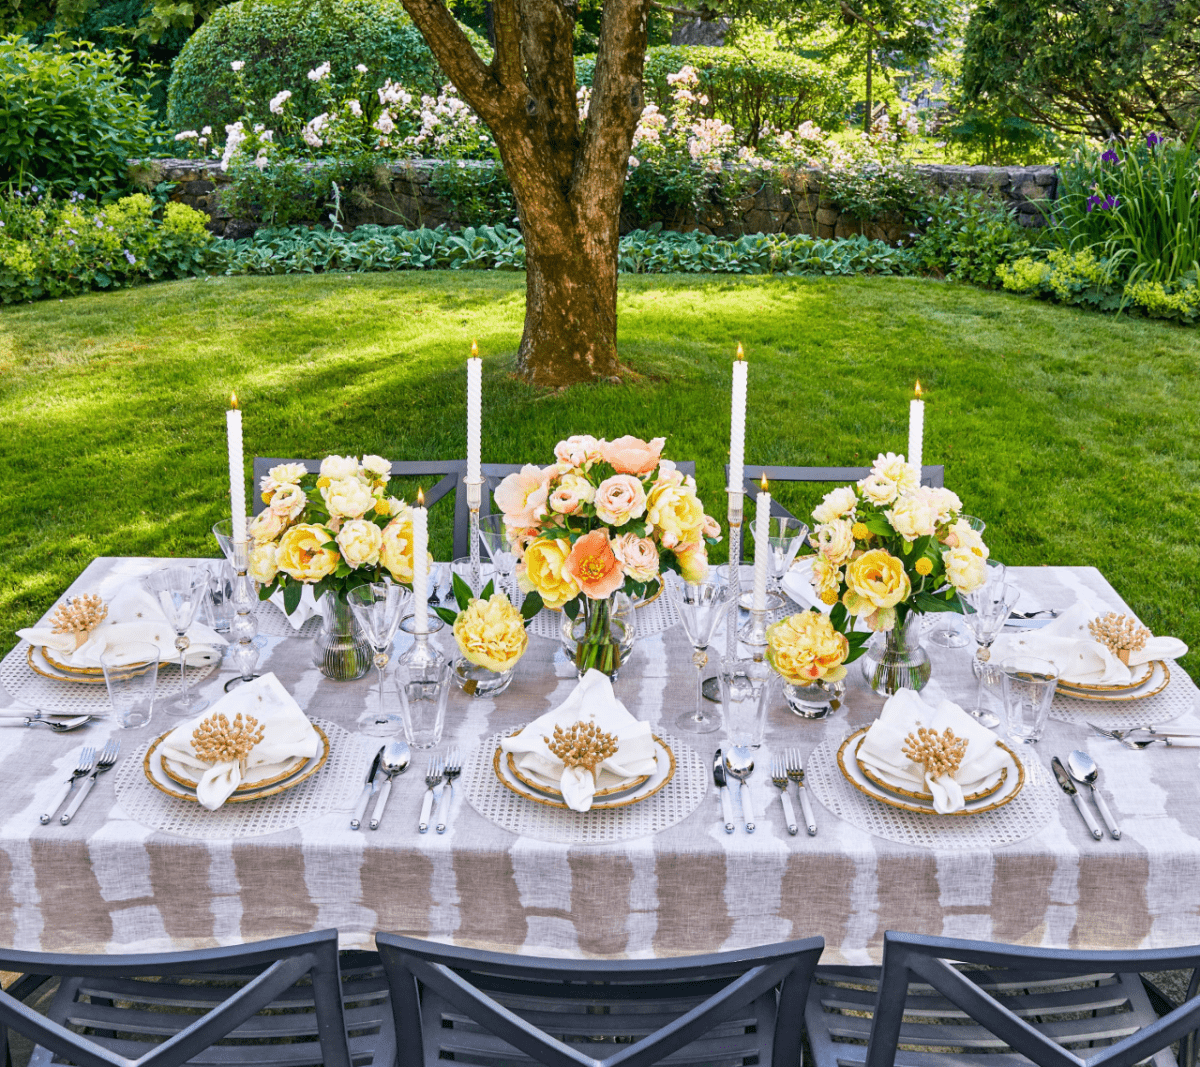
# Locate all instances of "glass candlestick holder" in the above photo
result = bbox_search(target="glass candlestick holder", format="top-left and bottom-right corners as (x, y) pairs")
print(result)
(222, 539), (260, 692)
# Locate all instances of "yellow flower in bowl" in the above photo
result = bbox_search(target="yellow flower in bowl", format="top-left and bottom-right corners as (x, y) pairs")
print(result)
(453, 593), (529, 673)
(766, 611), (850, 685)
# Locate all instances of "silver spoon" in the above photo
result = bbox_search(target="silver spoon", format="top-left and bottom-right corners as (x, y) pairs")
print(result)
(369, 740), (411, 830)
(1067, 750), (1121, 840)
(724, 747), (756, 833)
(0, 714), (97, 732)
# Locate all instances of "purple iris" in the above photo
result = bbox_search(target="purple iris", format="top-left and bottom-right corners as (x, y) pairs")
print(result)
(1146, 131), (1164, 148)
(1100, 148), (1120, 165)
(1087, 193), (1120, 212)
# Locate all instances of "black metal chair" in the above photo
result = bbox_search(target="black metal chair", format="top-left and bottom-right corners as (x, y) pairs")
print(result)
(376, 932), (823, 1067)
(806, 930), (1200, 1067)
(0, 930), (392, 1067)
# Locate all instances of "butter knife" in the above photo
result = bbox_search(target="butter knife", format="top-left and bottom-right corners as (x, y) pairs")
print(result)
(712, 749), (735, 834)
(351, 746), (384, 830)
(1052, 756), (1103, 840)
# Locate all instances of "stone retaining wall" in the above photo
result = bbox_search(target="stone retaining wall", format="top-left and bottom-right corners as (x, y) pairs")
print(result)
(134, 157), (1058, 241)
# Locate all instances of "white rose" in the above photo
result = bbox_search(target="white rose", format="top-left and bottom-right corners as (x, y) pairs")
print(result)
(944, 546), (987, 593)
(922, 487), (962, 525)
(858, 473), (899, 507)
(249, 509), (287, 542)
(269, 483), (307, 520)
(319, 455), (359, 480)
(322, 477), (375, 519)
(870, 452), (920, 495)
(248, 542), (278, 583)
(230, 60), (244, 71)
(336, 519), (383, 568)
(811, 519), (855, 565)
(886, 495), (937, 542)
(361, 454), (391, 480)
(812, 485), (857, 525)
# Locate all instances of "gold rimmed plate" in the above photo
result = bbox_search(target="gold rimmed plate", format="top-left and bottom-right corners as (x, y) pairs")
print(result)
(837, 728), (1025, 817)
(507, 754), (651, 800)
(27, 645), (113, 685)
(857, 759), (1007, 805)
(1056, 661), (1169, 702)
(143, 724), (329, 805)
(162, 752), (310, 794)
(40, 646), (151, 677)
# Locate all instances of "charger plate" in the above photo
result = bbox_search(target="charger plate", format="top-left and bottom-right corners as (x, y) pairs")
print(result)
(507, 755), (651, 800)
(41, 646), (150, 676)
(838, 727), (1025, 817)
(143, 724), (329, 804)
(493, 736), (675, 811)
(1055, 661), (1169, 702)
(858, 760), (1007, 804)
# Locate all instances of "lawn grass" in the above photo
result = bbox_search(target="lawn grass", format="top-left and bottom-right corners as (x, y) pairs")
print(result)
(1, 271), (1198, 681)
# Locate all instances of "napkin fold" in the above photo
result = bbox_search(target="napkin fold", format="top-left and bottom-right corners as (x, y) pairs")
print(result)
(158, 673), (320, 810)
(857, 689), (1009, 814)
(500, 669), (657, 812)
(18, 584), (225, 669)
(991, 602), (1187, 686)
(782, 558), (829, 615)
(268, 584), (320, 628)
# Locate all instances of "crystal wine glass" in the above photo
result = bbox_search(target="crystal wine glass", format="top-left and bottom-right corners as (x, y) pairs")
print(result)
(962, 582), (1022, 728)
(144, 565), (210, 714)
(748, 515), (810, 598)
(349, 582), (412, 736)
(477, 513), (517, 603)
(666, 576), (734, 733)
(212, 518), (267, 650)
(927, 515), (987, 648)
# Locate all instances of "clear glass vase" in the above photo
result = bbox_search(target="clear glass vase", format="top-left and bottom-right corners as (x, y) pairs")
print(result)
(560, 592), (636, 679)
(782, 676), (846, 720)
(453, 655), (515, 697)
(312, 592), (372, 681)
(859, 613), (932, 696)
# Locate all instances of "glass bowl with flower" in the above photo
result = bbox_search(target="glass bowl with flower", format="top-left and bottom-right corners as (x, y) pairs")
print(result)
(766, 610), (851, 718)
(435, 572), (537, 697)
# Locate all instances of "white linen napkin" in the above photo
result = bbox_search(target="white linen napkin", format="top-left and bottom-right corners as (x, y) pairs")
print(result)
(158, 673), (320, 810)
(782, 558), (829, 614)
(991, 602), (1187, 686)
(268, 584), (320, 628)
(856, 689), (1010, 814)
(17, 584), (225, 669)
(500, 669), (657, 812)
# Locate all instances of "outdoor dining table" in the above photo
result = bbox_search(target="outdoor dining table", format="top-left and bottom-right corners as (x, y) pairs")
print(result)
(1, 556), (1198, 964)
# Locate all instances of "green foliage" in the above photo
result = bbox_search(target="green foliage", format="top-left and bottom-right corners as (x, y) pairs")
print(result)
(166, 0), (487, 135)
(821, 156), (926, 220)
(427, 160), (516, 229)
(0, 35), (160, 195)
(0, 190), (212, 302)
(911, 191), (1038, 287)
(939, 103), (1061, 166)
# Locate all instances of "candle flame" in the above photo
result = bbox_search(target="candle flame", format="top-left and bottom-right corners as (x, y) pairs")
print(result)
(470, 339), (479, 360)
(761, 471), (769, 492)
(417, 487), (424, 507)
(735, 342), (745, 361)
(229, 391), (239, 410)
(914, 380), (923, 399)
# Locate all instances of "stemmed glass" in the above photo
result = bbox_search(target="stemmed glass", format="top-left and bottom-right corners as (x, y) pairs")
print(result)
(477, 513), (517, 602)
(144, 565), (210, 714)
(962, 582), (1022, 728)
(666, 576), (734, 733)
(927, 516), (987, 648)
(348, 582), (412, 736)
(748, 515), (810, 606)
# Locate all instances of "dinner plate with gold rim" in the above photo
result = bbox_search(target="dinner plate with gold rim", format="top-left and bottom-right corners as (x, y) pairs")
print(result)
(857, 759), (1007, 804)
(40, 646), (150, 677)
(27, 645), (113, 685)
(507, 754), (650, 800)
(1057, 659), (1155, 693)
(143, 724), (329, 804)
(162, 752), (310, 794)
(837, 728), (1025, 817)
(1055, 661), (1169, 702)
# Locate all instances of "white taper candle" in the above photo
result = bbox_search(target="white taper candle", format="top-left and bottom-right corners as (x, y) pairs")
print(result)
(908, 380), (924, 485)
(753, 482), (770, 612)
(467, 341), (482, 485)
(729, 343), (747, 493)
(226, 394), (246, 543)
(413, 494), (429, 631)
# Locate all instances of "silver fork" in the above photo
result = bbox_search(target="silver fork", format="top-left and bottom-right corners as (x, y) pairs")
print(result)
(771, 756), (798, 836)
(786, 748), (818, 837)
(61, 739), (120, 825)
(418, 756), (444, 834)
(435, 748), (461, 834)
(40, 747), (95, 824)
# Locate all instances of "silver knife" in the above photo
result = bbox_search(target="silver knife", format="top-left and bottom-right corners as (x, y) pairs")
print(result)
(1052, 756), (1103, 840)
(713, 749), (735, 834)
(351, 747), (384, 830)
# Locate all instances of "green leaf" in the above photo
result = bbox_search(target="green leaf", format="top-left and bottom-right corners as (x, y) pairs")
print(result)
(563, 596), (581, 621)
(257, 583), (275, 601)
(433, 606), (459, 626)
(830, 601), (849, 630)
(863, 515), (892, 537)
(480, 579), (495, 600)
(451, 571), (474, 610)
(520, 589), (544, 622)
(282, 579), (302, 616)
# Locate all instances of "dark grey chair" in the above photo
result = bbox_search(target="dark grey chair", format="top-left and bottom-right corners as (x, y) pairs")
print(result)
(376, 932), (823, 1067)
(806, 930), (1200, 1067)
(0, 930), (392, 1067)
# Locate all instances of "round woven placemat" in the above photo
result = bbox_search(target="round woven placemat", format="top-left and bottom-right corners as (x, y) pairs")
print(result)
(1049, 664), (1195, 730)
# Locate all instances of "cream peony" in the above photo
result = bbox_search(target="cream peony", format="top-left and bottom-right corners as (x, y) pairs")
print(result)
(453, 593), (528, 672)
(322, 477), (375, 520)
(360, 455), (390, 481)
(260, 462), (307, 496)
(553, 435), (602, 469)
(495, 465), (551, 527)
(248, 542), (278, 584)
(379, 518), (418, 583)
(594, 474), (647, 526)
(519, 537), (579, 609)
(767, 611), (849, 684)
(319, 455), (359, 481)
(943, 546), (987, 593)
(920, 486), (963, 525)
(858, 474), (899, 507)
(611, 533), (659, 583)
(269, 483), (307, 520)
(869, 452), (920, 495)
(645, 481), (704, 548)
(336, 519), (383, 568)
(549, 472), (595, 515)
(276, 524), (339, 582)
(811, 519), (855, 565)
(809, 556), (842, 605)
(249, 509), (287, 542)
(943, 518), (989, 558)
(886, 494), (938, 542)
(812, 485), (858, 525)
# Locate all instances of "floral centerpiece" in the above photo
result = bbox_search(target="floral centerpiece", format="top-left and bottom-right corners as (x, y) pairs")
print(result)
(766, 610), (852, 717)
(803, 451), (990, 694)
(495, 435), (721, 677)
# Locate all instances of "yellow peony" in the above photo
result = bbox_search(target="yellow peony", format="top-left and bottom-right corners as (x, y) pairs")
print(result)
(248, 542), (278, 584)
(379, 517), (421, 584)
(673, 540), (709, 583)
(767, 611), (849, 684)
(276, 523), (339, 582)
(453, 593), (529, 672)
(518, 536), (579, 609)
(645, 481), (705, 549)
(809, 555), (842, 603)
(843, 548), (911, 631)
(943, 546), (987, 594)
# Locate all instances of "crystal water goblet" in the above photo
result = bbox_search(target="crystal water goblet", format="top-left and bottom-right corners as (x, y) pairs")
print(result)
(666, 576), (734, 733)
(748, 516), (810, 599)
(143, 565), (210, 714)
(349, 582), (412, 736)
(962, 582), (1022, 728)
(927, 515), (986, 648)
(477, 513), (517, 603)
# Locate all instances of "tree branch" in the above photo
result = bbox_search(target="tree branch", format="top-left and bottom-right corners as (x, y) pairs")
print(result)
(490, 0), (524, 91)
(397, 0), (504, 123)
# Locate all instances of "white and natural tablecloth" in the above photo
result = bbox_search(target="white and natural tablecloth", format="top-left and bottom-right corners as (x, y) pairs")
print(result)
(1, 557), (1198, 964)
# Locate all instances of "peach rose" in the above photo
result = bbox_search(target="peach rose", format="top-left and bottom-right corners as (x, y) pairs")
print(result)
(673, 540), (709, 583)
(600, 435), (666, 476)
(811, 519), (855, 565)
(561, 529), (626, 599)
(275, 523), (339, 582)
(548, 472), (595, 516)
(554, 434), (603, 469)
(495, 464), (551, 527)
(611, 533), (660, 583)
(249, 508), (287, 542)
(702, 513), (722, 540)
(594, 474), (647, 526)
